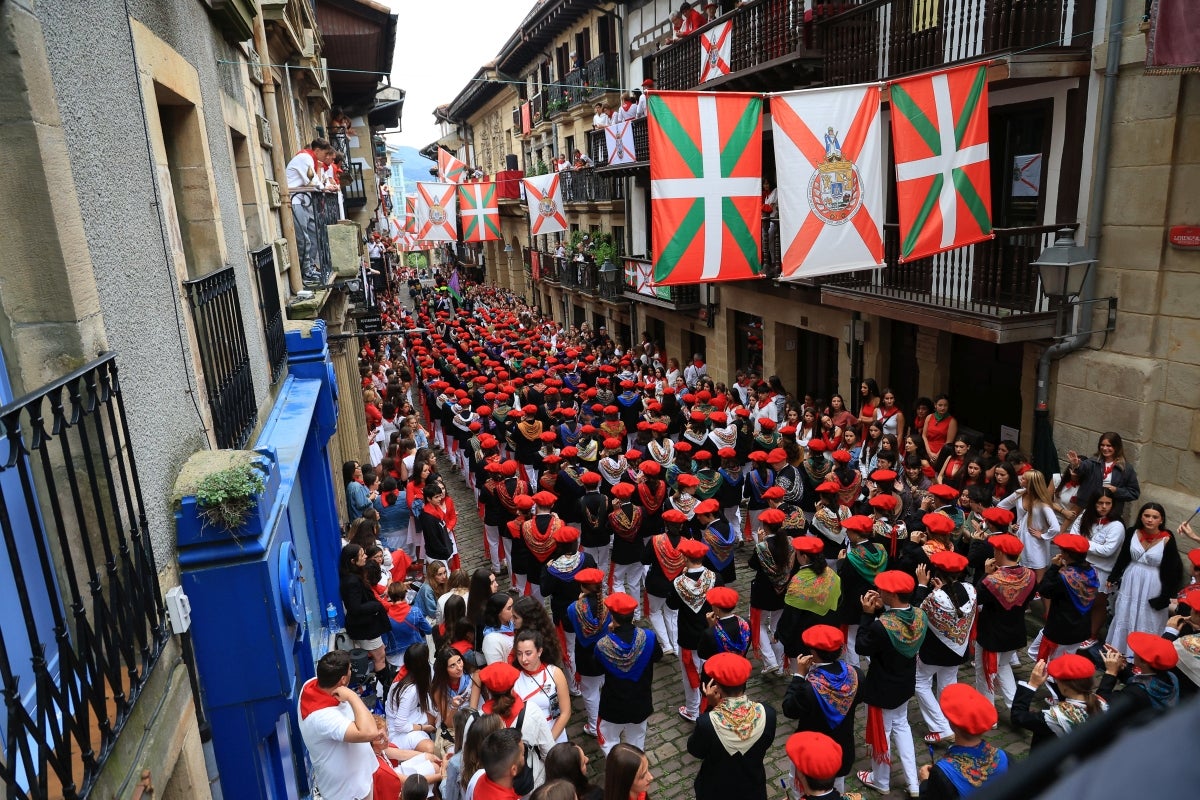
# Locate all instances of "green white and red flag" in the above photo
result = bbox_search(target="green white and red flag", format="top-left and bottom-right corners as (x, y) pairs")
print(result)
(438, 147), (468, 184)
(404, 196), (417, 234)
(890, 63), (993, 262)
(415, 182), (458, 241)
(458, 181), (500, 242)
(649, 90), (763, 285)
(522, 173), (569, 236)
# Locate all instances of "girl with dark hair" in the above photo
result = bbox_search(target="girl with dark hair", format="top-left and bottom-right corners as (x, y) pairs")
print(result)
(430, 647), (472, 730)
(1066, 431), (1141, 521)
(480, 592), (515, 665)
(385, 642), (437, 753)
(826, 395), (856, 439)
(467, 568), (499, 648)
(345, 460), (379, 521)
(603, 743), (653, 800)
(513, 595), (564, 668)
(545, 742), (603, 800)
(434, 594), (467, 653)
(447, 712), (503, 800)
(1107, 502), (1183, 658)
(936, 436), (973, 485)
(921, 394), (957, 462)
(513, 629), (572, 741)
(989, 462), (1015, 502)
(875, 388), (906, 441)
(859, 421), (885, 483)
(1070, 488), (1126, 639)
(339, 543), (391, 685)
(856, 378), (881, 439)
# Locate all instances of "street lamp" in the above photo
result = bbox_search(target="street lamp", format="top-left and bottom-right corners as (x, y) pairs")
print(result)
(1032, 228), (1095, 300)
(599, 258), (620, 297)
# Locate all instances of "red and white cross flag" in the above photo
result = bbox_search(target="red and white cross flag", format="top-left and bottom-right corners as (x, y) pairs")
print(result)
(699, 20), (732, 83)
(604, 120), (637, 165)
(415, 182), (458, 241)
(770, 84), (886, 279)
(522, 173), (568, 236)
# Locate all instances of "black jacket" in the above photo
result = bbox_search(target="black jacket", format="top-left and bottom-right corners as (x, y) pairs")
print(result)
(1037, 564), (1095, 646)
(339, 574), (389, 641)
(597, 625), (664, 723)
(419, 509), (454, 561)
(687, 702), (777, 800)
(782, 663), (864, 776)
(856, 609), (921, 709)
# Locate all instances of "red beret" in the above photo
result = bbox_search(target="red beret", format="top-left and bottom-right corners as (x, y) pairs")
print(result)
(676, 473), (700, 489)
(762, 486), (786, 500)
(678, 538), (709, 559)
(580, 471), (602, 486)
(758, 508), (787, 526)
(674, 441), (693, 453)
(939, 683), (998, 735)
(662, 509), (689, 525)
(692, 451), (711, 461)
(522, 404), (538, 415)
(603, 438), (623, 451)
(514, 495), (536, 511)
(792, 536), (825, 555)
(989, 533), (1024, 556)
(780, 425), (797, 436)
(815, 480), (841, 494)
(802, 624), (845, 652)
(604, 405), (619, 415)
(605, 592), (639, 615)
(484, 461), (503, 474)
(710, 412), (728, 424)
(640, 461), (662, 476)
(875, 570), (916, 594)
(479, 435), (498, 449)
(869, 494), (899, 512)
(747, 450), (768, 463)
(1053, 533), (1090, 554)
(705, 652), (752, 687)
(841, 515), (874, 534)
(1128, 631), (1178, 671)
(981, 507), (1015, 527)
(928, 483), (960, 501)
(624, 449), (642, 461)
(786, 732), (842, 781)
(717, 447), (738, 459)
(923, 513), (957, 535)
(499, 460), (519, 476)
(532, 491), (558, 507)
(552, 526), (580, 543)
(611, 482), (635, 499)
(869, 469), (897, 483)
(758, 418), (777, 430)
(807, 439), (827, 452)
(540, 431), (558, 442)
(580, 425), (596, 434)
(706, 586), (738, 609)
(560, 446), (579, 458)
(689, 411), (706, 423)
(468, 421), (482, 431)
(1047, 653), (1095, 681)
(1189, 549), (1200, 569)
(767, 448), (789, 463)
(479, 662), (520, 694)
(734, 407), (750, 418)
(831, 450), (851, 464)
(694, 499), (721, 515)
(576, 567), (606, 584)
(542, 454), (561, 465)
(929, 551), (969, 573)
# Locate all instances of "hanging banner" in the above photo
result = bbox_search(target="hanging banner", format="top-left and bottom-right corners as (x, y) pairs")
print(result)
(415, 182), (458, 241)
(522, 173), (569, 236)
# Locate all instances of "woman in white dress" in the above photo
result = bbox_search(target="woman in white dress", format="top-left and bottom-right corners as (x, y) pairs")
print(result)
(1106, 502), (1185, 658)
(997, 470), (1061, 580)
(1069, 488), (1126, 640)
(385, 642), (438, 752)
(512, 629), (572, 742)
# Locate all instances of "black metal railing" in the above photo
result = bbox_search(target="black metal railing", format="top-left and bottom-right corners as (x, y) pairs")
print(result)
(531, 92), (546, 125)
(343, 162), (367, 209)
(252, 246), (287, 384)
(819, 223), (1067, 315)
(538, 251), (562, 283)
(648, 0), (806, 90)
(560, 170), (624, 203)
(0, 353), (168, 800)
(562, 67), (587, 109)
(820, 0), (1094, 85)
(290, 191), (341, 285)
(184, 266), (257, 449)
(584, 52), (620, 101)
(622, 256), (702, 308)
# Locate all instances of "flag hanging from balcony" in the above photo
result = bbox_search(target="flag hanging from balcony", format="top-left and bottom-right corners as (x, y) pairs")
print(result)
(699, 20), (732, 83)
(404, 196), (418, 234)
(890, 63), (993, 262)
(604, 121), (637, 165)
(770, 84), (885, 279)
(649, 90), (763, 285)
(522, 173), (569, 236)
(438, 147), (468, 183)
(458, 181), (501, 242)
(415, 182), (458, 241)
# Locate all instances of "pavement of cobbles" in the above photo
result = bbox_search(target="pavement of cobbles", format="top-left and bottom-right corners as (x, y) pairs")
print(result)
(435, 456), (1037, 800)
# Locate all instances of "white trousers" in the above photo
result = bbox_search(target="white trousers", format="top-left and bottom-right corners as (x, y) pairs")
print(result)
(483, 524), (502, 572)
(914, 659), (959, 735)
(599, 720), (646, 755)
(611, 563), (645, 620)
(723, 505), (742, 532)
(973, 648), (1018, 709)
(646, 594), (678, 654)
(582, 544), (611, 577)
(745, 507), (763, 541)
(501, 538), (513, 583)
(870, 703), (919, 793)
(844, 624), (862, 668)
(562, 630), (577, 686)
(580, 674), (604, 729)
(679, 650), (705, 718)
(757, 608), (784, 671)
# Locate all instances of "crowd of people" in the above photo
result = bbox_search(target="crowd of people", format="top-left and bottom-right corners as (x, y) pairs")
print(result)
(300, 267), (1200, 800)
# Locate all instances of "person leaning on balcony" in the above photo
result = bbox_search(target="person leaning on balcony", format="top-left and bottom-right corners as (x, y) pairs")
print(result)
(636, 79), (653, 117)
(286, 138), (337, 286)
(299, 650), (379, 800)
(592, 103), (611, 129)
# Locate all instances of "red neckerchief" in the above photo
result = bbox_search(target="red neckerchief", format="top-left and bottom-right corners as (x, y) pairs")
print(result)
(299, 679), (339, 719)
(1137, 528), (1171, 547)
(878, 405), (899, 419)
(653, 534), (686, 580)
(638, 481), (667, 513)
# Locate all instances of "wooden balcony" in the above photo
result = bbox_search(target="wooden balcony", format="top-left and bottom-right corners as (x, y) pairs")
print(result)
(816, 223), (1069, 342)
(622, 256), (702, 310)
(646, 0), (821, 92)
(819, 0), (1095, 85)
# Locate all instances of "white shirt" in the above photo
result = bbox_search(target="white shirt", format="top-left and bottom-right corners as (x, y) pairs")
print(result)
(298, 683), (375, 800)
(286, 150), (326, 194)
(636, 93), (648, 118)
(593, 112), (611, 128)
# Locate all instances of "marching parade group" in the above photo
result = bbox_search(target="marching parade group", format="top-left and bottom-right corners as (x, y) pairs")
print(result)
(301, 268), (1200, 800)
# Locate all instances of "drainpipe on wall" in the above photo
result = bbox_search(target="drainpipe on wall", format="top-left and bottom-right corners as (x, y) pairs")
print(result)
(254, 14), (303, 294)
(1034, 0), (1123, 413)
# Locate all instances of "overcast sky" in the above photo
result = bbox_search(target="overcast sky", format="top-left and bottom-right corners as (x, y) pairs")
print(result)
(384, 0), (540, 150)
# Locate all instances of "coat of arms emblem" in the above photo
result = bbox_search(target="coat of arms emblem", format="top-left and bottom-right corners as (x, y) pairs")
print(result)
(428, 202), (447, 225)
(808, 127), (862, 225)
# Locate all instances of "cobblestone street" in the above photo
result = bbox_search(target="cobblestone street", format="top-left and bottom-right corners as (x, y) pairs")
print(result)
(437, 453), (1037, 799)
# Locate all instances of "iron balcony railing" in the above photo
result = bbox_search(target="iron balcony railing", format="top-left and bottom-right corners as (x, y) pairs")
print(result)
(584, 52), (620, 101)
(291, 191), (340, 286)
(587, 117), (649, 167)
(560, 170), (624, 204)
(622, 256), (702, 308)
(0, 353), (168, 800)
(820, 0), (1095, 85)
(648, 0), (807, 90)
(252, 246), (288, 384)
(343, 162), (367, 209)
(183, 266), (257, 449)
(531, 91), (546, 125)
(819, 223), (1069, 315)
